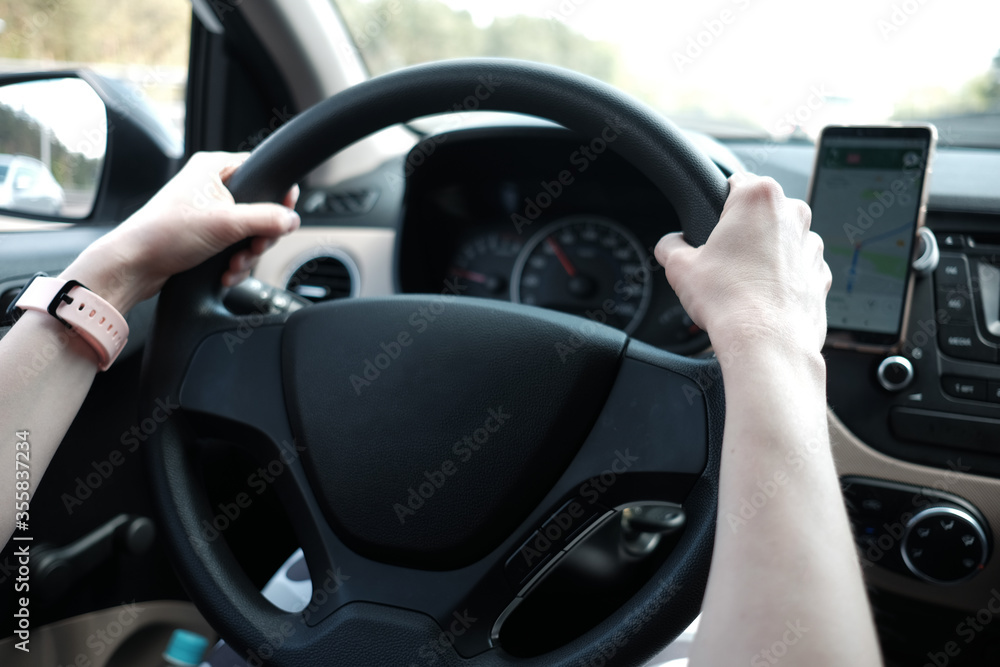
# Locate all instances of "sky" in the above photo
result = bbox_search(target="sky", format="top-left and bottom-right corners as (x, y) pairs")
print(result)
(439, 0), (1000, 136)
(0, 79), (108, 159)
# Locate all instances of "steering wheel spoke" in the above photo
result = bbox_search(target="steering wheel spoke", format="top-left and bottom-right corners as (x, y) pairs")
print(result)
(144, 58), (729, 666)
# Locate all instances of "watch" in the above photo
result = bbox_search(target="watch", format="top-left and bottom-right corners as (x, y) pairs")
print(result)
(6, 273), (129, 371)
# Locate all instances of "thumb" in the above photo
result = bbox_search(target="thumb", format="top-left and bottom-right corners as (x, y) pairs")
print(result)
(654, 232), (697, 277)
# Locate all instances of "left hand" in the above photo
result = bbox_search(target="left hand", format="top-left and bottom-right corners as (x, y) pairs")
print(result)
(63, 152), (300, 312)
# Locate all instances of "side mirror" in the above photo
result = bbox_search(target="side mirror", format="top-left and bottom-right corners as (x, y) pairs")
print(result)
(0, 71), (180, 222)
(0, 78), (105, 218)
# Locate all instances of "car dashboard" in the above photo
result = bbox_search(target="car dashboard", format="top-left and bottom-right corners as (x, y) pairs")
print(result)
(251, 119), (1000, 659)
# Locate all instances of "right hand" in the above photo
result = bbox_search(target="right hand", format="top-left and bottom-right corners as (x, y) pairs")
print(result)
(653, 173), (832, 353)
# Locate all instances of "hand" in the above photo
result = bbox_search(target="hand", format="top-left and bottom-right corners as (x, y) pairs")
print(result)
(654, 173), (831, 354)
(63, 152), (300, 312)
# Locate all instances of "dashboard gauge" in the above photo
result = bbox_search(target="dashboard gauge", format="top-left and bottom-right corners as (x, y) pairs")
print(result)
(447, 232), (523, 299)
(657, 303), (705, 346)
(511, 216), (652, 334)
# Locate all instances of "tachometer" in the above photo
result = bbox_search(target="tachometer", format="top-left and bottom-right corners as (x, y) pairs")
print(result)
(447, 232), (523, 299)
(511, 216), (652, 334)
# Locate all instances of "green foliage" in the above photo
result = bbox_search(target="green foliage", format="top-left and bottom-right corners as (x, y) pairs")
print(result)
(0, 104), (101, 189)
(893, 50), (1000, 119)
(336, 0), (623, 87)
(0, 0), (190, 66)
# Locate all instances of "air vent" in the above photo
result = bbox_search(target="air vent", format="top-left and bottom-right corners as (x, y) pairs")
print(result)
(301, 188), (379, 216)
(286, 255), (357, 302)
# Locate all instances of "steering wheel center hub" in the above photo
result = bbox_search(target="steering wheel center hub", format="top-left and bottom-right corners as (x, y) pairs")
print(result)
(282, 296), (626, 569)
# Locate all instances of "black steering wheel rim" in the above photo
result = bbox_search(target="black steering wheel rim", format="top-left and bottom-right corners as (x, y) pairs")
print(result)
(143, 58), (729, 667)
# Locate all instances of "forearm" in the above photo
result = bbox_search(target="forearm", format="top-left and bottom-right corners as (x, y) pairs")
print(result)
(0, 248), (143, 545)
(0, 313), (100, 544)
(690, 335), (881, 666)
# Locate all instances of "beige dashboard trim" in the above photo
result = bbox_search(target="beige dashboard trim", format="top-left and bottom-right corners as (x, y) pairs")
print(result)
(253, 226), (396, 297)
(830, 408), (1000, 611)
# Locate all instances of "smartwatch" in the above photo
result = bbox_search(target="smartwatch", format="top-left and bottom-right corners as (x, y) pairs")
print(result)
(6, 273), (129, 371)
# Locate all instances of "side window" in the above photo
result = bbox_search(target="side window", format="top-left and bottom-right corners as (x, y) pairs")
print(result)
(0, 1), (191, 151)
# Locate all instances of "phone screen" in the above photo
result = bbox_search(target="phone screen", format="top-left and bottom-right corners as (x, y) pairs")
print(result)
(809, 126), (933, 347)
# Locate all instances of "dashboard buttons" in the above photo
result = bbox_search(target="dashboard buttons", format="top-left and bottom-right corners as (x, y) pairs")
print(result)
(941, 375), (988, 402)
(935, 288), (974, 324)
(902, 507), (988, 583)
(989, 381), (1000, 404)
(877, 356), (914, 392)
(937, 324), (998, 363)
(935, 254), (971, 290)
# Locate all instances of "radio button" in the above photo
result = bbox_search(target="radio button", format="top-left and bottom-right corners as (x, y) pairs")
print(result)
(936, 288), (974, 324)
(935, 254), (971, 290)
(937, 324), (997, 363)
(941, 375), (988, 401)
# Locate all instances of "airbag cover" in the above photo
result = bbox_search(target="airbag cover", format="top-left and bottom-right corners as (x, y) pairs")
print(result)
(282, 296), (625, 569)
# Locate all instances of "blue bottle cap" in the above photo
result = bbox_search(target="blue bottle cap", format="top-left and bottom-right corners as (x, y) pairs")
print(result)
(163, 629), (211, 666)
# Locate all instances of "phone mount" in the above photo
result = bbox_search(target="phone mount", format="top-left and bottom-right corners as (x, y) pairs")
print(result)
(912, 227), (940, 276)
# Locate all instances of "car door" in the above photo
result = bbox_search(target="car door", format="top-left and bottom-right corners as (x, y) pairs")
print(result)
(0, 2), (320, 662)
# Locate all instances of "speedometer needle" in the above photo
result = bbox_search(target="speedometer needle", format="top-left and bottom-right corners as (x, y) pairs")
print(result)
(450, 267), (489, 284)
(546, 237), (577, 277)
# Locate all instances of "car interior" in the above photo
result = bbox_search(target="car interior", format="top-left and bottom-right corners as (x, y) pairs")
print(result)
(1, 1), (1000, 665)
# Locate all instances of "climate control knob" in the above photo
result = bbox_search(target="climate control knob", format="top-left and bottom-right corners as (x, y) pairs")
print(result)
(877, 355), (914, 392)
(901, 506), (988, 583)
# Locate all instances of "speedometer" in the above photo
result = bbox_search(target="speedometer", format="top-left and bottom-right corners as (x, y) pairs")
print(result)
(511, 216), (652, 334)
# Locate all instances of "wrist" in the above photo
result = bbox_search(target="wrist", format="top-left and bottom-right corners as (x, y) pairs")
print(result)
(59, 237), (150, 314)
(710, 320), (827, 387)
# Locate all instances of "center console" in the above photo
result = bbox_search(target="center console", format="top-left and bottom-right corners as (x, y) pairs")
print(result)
(827, 217), (1000, 590)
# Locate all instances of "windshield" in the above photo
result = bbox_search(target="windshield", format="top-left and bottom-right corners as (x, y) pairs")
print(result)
(336, 0), (1000, 148)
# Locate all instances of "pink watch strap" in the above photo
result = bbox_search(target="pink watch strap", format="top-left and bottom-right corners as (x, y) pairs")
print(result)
(13, 275), (129, 371)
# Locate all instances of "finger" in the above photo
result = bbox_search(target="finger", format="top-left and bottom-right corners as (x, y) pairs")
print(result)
(250, 236), (279, 255)
(229, 203), (301, 240)
(214, 153), (251, 184)
(282, 184), (301, 210)
(222, 269), (251, 288)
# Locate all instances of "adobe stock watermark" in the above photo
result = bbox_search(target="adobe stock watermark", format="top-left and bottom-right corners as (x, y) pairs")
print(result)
(410, 608), (480, 665)
(517, 449), (638, 571)
(61, 396), (179, 514)
(725, 430), (829, 533)
(877, 0), (931, 41)
(855, 458), (973, 568)
(922, 588), (1000, 667)
(553, 246), (660, 364)
(197, 439), (308, 542)
(842, 159), (924, 245)
(232, 562), (351, 666)
(343, 0), (402, 54)
(544, 0), (589, 23)
(739, 84), (832, 173)
(349, 279), (468, 395)
(392, 406), (512, 524)
(751, 619), (809, 666)
(580, 581), (679, 667)
(1, 0), (72, 49)
(510, 120), (623, 235)
(235, 106), (296, 151)
(672, 0), (753, 73)
(383, 76), (501, 193)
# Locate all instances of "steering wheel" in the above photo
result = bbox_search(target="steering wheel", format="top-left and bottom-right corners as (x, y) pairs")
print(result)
(144, 59), (729, 666)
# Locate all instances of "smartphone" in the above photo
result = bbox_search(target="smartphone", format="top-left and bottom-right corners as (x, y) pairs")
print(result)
(808, 124), (936, 352)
